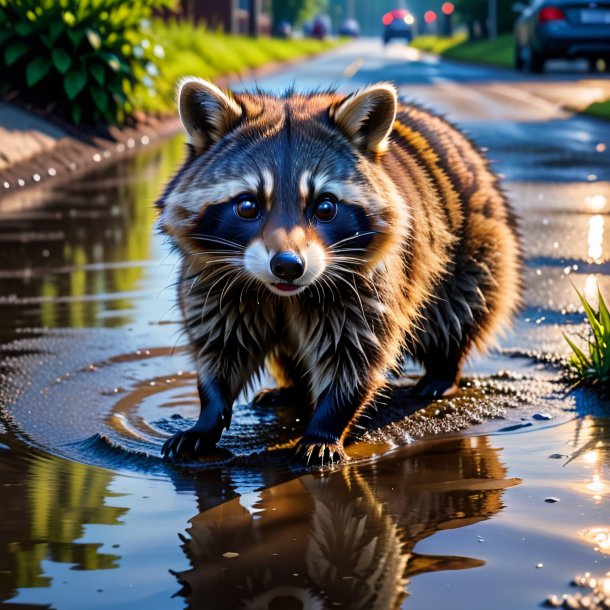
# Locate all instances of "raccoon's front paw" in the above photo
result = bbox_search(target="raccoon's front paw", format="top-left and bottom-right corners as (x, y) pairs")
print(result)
(295, 436), (348, 466)
(252, 386), (301, 408)
(161, 427), (220, 462)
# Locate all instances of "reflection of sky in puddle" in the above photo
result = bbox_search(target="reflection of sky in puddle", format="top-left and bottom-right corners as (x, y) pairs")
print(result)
(588, 215), (605, 262)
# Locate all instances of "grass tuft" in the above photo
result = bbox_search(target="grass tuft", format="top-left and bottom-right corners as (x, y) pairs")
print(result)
(410, 33), (515, 69)
(584, 99), (610, 121)
(564, 284), (610, 393)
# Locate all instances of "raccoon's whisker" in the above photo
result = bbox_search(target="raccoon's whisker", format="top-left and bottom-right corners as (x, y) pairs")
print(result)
(220, 269), (248, 308)
(322, 274), (343, 305)
(200, 267), (238, 323)
(328, 271), (375, 336)
(328, 248), (368, 257)
(312, 280), (323, 303)
(197, 256), (243, 266)
(193, 263), (235, 287)
(328, 231), (378, 250)
(191, 235), (246, 250)
(192, 250), (244, 257)
(188, 273), (201, 295)
(255, 282), (265, 305)
(323, 275), (341, 303)
(239, 275), (258, 303)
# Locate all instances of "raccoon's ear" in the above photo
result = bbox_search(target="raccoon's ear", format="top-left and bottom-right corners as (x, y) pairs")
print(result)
(177, 78), (243, 154)
(330, 83), (397, 153)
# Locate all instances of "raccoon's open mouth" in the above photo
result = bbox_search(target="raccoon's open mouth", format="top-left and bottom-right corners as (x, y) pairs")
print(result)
(269, 282), (307, 296)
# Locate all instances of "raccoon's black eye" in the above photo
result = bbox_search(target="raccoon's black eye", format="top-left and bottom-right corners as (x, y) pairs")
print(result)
(314, 193), (338, 223)
(234, 194), (260, 220)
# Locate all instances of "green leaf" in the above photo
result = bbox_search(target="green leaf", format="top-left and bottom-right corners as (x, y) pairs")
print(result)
(52, 48), (71, 73)
(90, 62), (105, 85)
(574, 286), (604, 343)
(15, 21), (33, 37)
(100, 51), (120, 71)
(564, 333), (589, 366)
(64, 67), (87, 100)
(86, 28), (101, 50)
(26, 56), (51, 86)
(66, 28), (84, 48)
(91, 86), (108, 113)
(48, 19), (63, 43)
(71, 103), (82, 125)
(40, 33), (55, 48)
(5, 40), (28, 66)
(0, 29), (13, 46)
(597, 286), (610, 332)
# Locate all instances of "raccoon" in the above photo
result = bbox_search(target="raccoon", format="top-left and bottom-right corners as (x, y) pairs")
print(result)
(157, 79), (520, 464)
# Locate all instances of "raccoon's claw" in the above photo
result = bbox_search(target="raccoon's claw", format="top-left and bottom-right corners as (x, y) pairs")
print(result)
(161, 428), (219, 462)
(294, 437), (348, 467)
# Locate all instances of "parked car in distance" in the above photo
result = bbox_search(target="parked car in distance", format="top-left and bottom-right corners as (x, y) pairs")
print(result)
(339, 18), (360, 37)
(310, 15), (331, 40)
(275, 20), (292, 39)
(514, 0), (610, 73)
(382, 9), (415, 44)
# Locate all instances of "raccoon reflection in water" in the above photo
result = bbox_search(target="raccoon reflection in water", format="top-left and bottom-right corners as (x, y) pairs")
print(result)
(172, 436), (518, 609)
(157, 78), (521, 464)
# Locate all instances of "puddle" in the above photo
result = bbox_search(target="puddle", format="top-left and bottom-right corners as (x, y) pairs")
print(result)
(1, 416), (608, 609)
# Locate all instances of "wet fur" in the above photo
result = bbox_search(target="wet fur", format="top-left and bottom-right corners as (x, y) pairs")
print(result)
(157, 81), (521, 464)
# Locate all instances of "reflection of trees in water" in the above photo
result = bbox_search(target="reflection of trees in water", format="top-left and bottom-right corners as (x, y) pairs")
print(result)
(0, 455), (126, 603)
(174, 436), (518, 610)
(0, 135), (184, 335)
(568, 415), (610, 504)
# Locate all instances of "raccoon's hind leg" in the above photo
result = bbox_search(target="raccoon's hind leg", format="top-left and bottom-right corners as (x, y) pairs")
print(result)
(252, 351), (310, 409)
(408, 261), (492, 399)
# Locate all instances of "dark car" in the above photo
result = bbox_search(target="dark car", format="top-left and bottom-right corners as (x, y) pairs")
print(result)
(310, 15), (331, 40)
(382, 9), (415, 44)
(514, 0), (610, 73)
(339, 18), (360, 37)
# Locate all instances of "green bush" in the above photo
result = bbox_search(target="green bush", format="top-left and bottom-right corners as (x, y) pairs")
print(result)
(0, 0), (173, 125)
(564, 285), (610, 392)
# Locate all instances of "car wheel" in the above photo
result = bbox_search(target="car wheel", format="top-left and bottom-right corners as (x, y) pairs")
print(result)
(514, 45), (525, 71)
(526, 46), (545, 74)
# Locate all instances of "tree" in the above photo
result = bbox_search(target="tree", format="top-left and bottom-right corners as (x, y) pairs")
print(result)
(453, 0), (517, 38)
(271, 0), (327, 28)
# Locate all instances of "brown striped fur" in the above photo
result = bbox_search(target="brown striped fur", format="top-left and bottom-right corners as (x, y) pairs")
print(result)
(157, 79), (521, 464)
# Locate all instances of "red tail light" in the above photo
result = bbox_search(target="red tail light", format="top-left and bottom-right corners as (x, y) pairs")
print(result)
(539, 6), (566, 22)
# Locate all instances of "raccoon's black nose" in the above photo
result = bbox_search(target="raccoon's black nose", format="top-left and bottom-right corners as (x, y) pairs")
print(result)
(270, 251), (305, 281)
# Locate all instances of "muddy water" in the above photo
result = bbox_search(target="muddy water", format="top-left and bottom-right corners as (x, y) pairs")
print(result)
(0, 134), (608, 609)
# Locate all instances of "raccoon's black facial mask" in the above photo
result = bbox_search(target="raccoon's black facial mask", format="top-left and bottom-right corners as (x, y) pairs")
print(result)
(312, 201), (374, 254)
(191, 194), (263, 252)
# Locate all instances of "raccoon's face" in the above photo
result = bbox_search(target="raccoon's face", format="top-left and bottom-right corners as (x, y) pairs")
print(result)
(159, 79), (405, 299)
